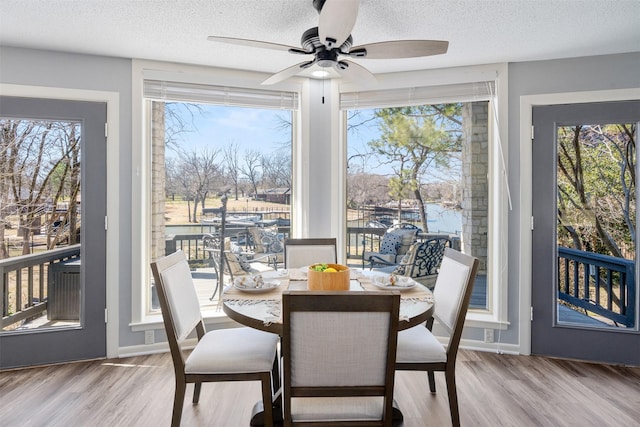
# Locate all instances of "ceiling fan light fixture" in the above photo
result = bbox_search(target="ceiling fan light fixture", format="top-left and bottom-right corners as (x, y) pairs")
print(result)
(209, 0), (449, 86)
(312, 70), (330, 78)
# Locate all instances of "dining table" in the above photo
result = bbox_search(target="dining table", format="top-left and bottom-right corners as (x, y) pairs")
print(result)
(221, 267), (435, 426)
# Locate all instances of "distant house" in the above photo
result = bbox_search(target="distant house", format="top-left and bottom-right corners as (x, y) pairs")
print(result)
(254, 187), (290, 204)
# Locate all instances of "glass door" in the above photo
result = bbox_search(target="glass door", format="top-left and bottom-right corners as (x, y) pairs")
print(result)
(531, 100), (640, 365)
(0, 96), (107, 369)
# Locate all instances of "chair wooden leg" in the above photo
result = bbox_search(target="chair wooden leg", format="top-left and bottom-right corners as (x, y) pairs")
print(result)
(428, 371), (436, 393)
(444, 368), (460, 427)
(192, 382), (202, 404)
(271, 352), (280, 394)
(260, 372), (274, 427)
(172, 379), (187, 427)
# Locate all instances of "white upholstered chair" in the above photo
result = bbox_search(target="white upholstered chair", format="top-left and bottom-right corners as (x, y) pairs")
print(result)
(281, 291), (401, 426)
(283, 238), (337, 269)
(395, 248), (479, 427)
(150, 250), (279, 427)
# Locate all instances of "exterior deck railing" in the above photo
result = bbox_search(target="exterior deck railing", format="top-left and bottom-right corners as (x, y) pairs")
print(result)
(165, 226), (459, 267)
(165, 226), (292, 266)
(1, 244), (81, 330)
(558, 246), (636, 327)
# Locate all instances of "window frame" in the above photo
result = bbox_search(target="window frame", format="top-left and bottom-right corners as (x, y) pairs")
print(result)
(338, 64), (510, 330)
(130, 60), (302, 328)
(130, 61), (508, 331)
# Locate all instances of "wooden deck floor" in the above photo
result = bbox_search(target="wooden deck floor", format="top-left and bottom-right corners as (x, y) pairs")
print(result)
(1, 349), (639, 426)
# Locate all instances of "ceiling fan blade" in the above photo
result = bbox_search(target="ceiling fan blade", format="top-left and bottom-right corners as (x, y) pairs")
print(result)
(207, 36), (301, 53)
(351, 40), (449, 59)
(318, 0), (359, 49)
(335, 60), (377, 86)
(262, 61), (314, 85)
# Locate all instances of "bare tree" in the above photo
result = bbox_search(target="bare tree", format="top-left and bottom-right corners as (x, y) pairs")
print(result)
(0, 118), (81, 256)
(347, 173), (388, 208)
(557, 124), (636, 257)
(163, 102), (205, 150)
(241, 149), (263, 199)
(262, 150), (291, 189)
(223, 141), (241, 200)
(176, 147), (222, 222)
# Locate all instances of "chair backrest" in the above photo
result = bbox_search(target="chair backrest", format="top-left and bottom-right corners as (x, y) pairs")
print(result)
(400, 237), (451, 278)
(150, 250), (204, 370)
(204, 234), (249, 280)
(432, 248), (479, 357)
(248, 225), (283, 254)
(281, 291), (400, 425)
(284, 238), (337, 269)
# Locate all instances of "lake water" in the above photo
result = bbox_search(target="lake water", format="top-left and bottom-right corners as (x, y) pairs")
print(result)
(166, 203), (461, 236)
(425, 204), (462, 234)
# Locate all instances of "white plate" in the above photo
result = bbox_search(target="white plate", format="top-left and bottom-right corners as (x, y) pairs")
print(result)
(370, 276), (416, 291)
(234, 280), (281, 293)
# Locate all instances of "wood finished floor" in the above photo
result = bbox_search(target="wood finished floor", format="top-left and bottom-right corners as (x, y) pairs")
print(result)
(1, 349), (639, 427)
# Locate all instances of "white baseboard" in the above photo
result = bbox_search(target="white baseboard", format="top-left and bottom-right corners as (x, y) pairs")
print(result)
(460, 338), (521, 355)
(117, 338), (198, 358)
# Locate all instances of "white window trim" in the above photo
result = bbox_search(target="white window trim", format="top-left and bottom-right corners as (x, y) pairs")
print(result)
(518, 87), (640, 355)
(130, 60), (509, 330)
(130, 59), (303, 326)
(339, 63), (510, 329)
(0, 83), (121, 358)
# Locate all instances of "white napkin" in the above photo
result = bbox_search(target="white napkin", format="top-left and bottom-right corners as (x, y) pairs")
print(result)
(289, 267), (308, 281)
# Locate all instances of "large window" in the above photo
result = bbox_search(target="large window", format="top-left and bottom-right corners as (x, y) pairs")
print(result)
(341, 76), (507, 321)
(142, 80), (298, 315)
(131, 64), (506, 331)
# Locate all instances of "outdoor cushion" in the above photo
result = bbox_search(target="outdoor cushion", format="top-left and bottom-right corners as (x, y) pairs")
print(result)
(249, 226), (282, 253)
(392, 238), (449, 280)
(392, 228), (419, 255)
(229, 242), (252, 272)
(224, 252), (248, 275)
(379, 232), (402, 255)
(392, 243), (418, 276)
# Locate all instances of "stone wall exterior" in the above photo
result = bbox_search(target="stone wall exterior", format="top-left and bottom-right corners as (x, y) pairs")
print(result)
(461, 101), (489, 272)
(151, 101), (166, 260)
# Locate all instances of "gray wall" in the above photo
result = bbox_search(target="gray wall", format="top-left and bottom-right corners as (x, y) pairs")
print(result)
(0, 46), (137, 348)
(501, 52), (640, 346)
(2, 45), (639, 354)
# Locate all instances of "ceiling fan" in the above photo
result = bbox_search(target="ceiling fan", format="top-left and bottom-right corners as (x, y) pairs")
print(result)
(207, 0), (449, 85)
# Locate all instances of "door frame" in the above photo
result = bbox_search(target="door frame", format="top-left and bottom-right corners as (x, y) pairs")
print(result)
(519, 88), (640, 356)
(0, 84), (120, 359)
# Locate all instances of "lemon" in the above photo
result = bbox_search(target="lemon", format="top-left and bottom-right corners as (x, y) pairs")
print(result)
(324, 267), (337, 273)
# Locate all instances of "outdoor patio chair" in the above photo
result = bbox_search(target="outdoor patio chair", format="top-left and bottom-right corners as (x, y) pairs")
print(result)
(281, 290), (401, 426)
(283, 237), (337, 269)
(379, 237), (451, 289)
(395, 248), (479, 427)
(150, 250), (279, 427)
(248, 225), (284, 269)
(203, 234), (274, 298)
(363, 224), (419, 270)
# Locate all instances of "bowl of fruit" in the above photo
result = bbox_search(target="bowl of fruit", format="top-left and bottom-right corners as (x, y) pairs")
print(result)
(307, 263), (351, 291)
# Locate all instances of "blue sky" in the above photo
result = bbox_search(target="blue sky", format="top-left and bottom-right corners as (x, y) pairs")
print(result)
(173, 104), (292, 154)
(170, 104), (377, 163)
(168, 103), (395, 176)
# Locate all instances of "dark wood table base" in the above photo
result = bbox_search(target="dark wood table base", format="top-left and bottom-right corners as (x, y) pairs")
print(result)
(249, 399), (404, 426)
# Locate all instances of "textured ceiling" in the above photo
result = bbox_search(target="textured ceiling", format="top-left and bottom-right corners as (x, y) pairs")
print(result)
(1, 0), (639, 80)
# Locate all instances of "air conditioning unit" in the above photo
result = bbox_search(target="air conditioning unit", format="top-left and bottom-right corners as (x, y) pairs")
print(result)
(47, 258), (81, 321)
